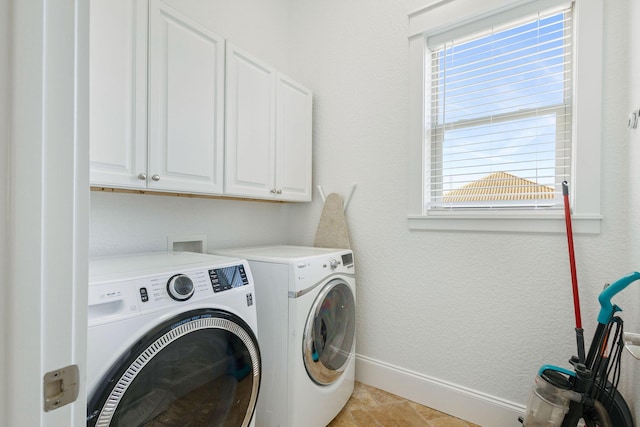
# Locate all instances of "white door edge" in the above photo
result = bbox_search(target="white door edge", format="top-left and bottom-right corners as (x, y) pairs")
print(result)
(3, 0), (90, 425)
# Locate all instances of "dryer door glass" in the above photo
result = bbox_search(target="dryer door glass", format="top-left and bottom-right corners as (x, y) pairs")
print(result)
(87, 309), (260, 427)
(303, 279), (356, 385)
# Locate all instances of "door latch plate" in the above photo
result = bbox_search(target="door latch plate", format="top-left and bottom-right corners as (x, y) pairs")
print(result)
(43, 364), (79, 412)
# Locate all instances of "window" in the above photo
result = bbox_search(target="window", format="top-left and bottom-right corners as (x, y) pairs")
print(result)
(428, 7), (572, 210)
(407, 0), (603, 233)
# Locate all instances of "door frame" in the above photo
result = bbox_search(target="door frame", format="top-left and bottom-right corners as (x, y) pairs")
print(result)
(2, 0), (90, 425)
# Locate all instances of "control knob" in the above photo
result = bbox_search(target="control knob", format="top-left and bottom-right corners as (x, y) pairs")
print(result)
(329, 258), (340, 270)
(167, 274), (195, 301)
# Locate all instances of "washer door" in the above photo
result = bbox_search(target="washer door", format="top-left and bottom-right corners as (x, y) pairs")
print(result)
(87, 309), (260, 427)
(302, 279), (355, 385)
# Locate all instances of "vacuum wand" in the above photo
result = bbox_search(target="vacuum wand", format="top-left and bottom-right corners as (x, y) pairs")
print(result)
(562, 181), (586, 364)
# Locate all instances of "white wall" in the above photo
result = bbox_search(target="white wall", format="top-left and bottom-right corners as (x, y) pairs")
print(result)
(162, 0), (291, 72)
(89, 0), (296, 258)
(91, 0), (639, 424)
(285, 0), (634, 422)
(90, 192), (293, 256)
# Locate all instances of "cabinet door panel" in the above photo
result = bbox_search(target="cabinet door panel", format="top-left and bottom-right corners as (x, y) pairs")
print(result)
(147, 0), (224, 194)
(276, 74), (312, 202)
(89, 0), (147, 188)
(225, 43), (276, 199)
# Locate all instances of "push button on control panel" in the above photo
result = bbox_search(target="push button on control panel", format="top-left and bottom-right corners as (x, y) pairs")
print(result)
(139, 287), (149, 302)
(239, 265), (248, 283)
(209, 270), (222, 293)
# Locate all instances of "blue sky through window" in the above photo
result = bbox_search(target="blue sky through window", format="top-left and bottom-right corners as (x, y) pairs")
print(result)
(431, 10), (570, 198)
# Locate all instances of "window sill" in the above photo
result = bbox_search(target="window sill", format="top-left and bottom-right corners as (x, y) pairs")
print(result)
(408, 211), (602, 234)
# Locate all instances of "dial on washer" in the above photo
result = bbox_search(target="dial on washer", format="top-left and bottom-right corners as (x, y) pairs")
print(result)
(167, 274), (195, 301)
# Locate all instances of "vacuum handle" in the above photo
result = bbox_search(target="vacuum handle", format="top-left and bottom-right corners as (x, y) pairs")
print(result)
(597, 271), (640, 324)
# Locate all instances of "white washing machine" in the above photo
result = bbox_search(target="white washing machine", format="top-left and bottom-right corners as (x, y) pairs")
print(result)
(211, 245), (356, 427)
(87, 251), (261, 427)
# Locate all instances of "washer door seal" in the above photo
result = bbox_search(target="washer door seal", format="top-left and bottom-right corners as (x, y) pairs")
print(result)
(87, 308), (261, 427)
(302, 279), (356, 385)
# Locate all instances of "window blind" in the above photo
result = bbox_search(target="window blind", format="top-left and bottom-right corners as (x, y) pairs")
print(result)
(426, 4), (573, 210)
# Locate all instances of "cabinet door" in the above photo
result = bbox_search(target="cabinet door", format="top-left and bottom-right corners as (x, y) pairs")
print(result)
(147, 0), (225, 194)
(275, 74), (312, 202)
(224, 42), (277, 199)
(89, 0), (147, 189)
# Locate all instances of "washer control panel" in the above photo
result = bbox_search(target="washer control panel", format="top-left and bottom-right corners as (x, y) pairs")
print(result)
(88, 261), (252, 324)
(88, 253), (255, 326)
(139, 267), (212, 305)
(137, 263), (250, 306)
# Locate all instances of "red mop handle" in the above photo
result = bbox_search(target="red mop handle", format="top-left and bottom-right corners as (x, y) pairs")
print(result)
(562, 181), (582, 329)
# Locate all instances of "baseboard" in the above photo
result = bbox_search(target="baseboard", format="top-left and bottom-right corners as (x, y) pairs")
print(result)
(355, 354), (526, 427)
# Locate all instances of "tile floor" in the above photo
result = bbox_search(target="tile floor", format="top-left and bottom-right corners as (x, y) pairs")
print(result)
(328, 382), (481, 427)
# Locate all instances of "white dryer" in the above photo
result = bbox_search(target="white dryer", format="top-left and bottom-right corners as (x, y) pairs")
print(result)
(211, 245), (356, 427)
(87, 251), (261, 427)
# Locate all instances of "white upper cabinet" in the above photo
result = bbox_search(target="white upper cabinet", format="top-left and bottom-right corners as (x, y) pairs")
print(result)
(225, 43), (312, 201)
(90, 1), (311, 201)
(89, 0), (147, 189)
(224, 43), (277, 200)
(147, 0), (225, 194)
(90, 0), (225, 195)
(275, 74), (313, 201)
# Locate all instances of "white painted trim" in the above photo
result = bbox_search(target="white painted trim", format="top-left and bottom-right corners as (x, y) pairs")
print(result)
(7, 1), (48, 423)
(571, 0), (603, 218)
(407, 34), (426, 215)
(6, 0), (89, 425)
(408, 214), (602, 234)
(355, 354), (525, 427)
(408, 0), (567, 38)
(0, 0), (8, 423)
(407, 0), (604, 233)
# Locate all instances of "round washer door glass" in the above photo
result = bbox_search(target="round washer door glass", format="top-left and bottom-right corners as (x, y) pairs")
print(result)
(87, 309), (260, 427)
(303, 279), (355, 385)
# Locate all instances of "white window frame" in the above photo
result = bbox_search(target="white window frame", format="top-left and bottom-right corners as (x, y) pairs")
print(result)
(407, 0), (603, 234)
